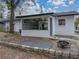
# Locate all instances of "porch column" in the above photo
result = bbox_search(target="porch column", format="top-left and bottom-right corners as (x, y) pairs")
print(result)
(50, 18), (53, 36)
(21, 18), (23, 30)
(52, 17), (55, 36)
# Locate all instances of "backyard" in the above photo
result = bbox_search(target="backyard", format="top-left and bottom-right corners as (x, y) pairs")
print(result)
(0, 32), (79, 59)
(0, 45), (52, 59)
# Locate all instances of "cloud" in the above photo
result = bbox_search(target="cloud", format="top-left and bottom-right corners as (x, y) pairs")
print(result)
(53, 0), (65, 5)
(0, 3), (9, 19)
(41, 6), (47, 13)
(68, 0), (75, 4)
(47, 0), (66, 6)
(53, 6), (59, 9)
(47, 0), (52, 3)
(47, 8), (53, 12)
(62, 3), (67, 6)
(47, 0), (75, 6)
(15, 2), (42, 16)
(47, 8), (57, 13)
(27, 0), (35, 6)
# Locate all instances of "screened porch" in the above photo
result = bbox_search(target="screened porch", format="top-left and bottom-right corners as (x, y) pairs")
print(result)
(21, 17), (50, 37)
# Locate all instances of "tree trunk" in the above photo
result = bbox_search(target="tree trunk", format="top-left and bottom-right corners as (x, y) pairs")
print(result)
(9, 0), (14, 33)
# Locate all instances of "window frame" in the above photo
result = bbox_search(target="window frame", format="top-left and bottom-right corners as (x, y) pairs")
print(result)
(23, 18), (48, 30)
(58, 19), (65, 26)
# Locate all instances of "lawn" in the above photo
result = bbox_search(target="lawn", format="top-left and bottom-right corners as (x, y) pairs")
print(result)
(75, 30), (79, 33)
(25, 36), (51, 43)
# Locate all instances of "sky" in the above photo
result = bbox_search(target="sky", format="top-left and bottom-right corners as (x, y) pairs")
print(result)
(37, 0), (79, 12)
(0, 0), (79, 18)
(15, 0), (79, 15)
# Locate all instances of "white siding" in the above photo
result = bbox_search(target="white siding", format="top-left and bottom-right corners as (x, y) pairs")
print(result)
(4, 15), (76, 37)
(21, 30), (49, 37)
(74, 15), (79, 20)
(54, 16), (75, 36)
(4, 20), (22, 32)
(14, 21), (22, 32)
(5, 22), (9, 32)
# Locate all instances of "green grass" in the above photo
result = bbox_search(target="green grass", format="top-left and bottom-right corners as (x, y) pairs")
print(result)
(15, 36), (51, 44)
(13, 32), (21, 35)
(26, 36), (50, 43)
(75, 30), (79, 33)
(0, 28), (4, 32)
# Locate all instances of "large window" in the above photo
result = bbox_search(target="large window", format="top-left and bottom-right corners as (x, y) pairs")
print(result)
(58, 19), (65, 25)
(23, 18), (48, 30)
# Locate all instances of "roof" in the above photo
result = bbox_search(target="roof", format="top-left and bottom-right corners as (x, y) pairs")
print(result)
(0, 11), (79, 23)
(16, 11), (79, 18)
(53, 11), (79, 17)
(0, 13), (54, 23)
(0, 18), (20, 23)
(16, 12), (54, 18)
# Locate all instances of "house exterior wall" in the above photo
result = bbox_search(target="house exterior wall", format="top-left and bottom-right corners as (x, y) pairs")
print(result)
(3, 15), (76, 37)
(14, 20), (22, 32)
(21, 30), (49, 37)
(4, 20), (22, 32)
(74, 15), (79, 20)
(54, 16), (75, 36)
(5, 22), (9, 32)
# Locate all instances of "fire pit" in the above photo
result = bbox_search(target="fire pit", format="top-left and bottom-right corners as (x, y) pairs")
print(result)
(57, 40), (70, 49)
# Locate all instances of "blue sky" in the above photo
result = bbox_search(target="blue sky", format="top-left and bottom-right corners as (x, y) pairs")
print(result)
(36, 0), (79, 12)
(1, 0), (79, 18)
(1, 0), (79, 13)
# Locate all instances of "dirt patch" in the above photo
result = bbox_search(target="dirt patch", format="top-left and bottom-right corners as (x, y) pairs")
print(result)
(0, 32), (51, 44)
(0, 45), (51, 59)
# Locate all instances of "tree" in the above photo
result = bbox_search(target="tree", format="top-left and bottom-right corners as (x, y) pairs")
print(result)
(0, 3), (4, 18)
(1, 0), (27, 33)
(1, 0), (36, 33)
(0, 0), (21, 33)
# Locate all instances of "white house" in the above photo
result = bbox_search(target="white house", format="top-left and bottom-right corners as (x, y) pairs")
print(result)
(0, 11), (79, 38)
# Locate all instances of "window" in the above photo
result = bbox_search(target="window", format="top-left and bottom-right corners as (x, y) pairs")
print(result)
(31, 20), (39, 29)
(23, 18), (48, 30)
(58, 19), (65, 25)
(23, 19), (30, 23)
